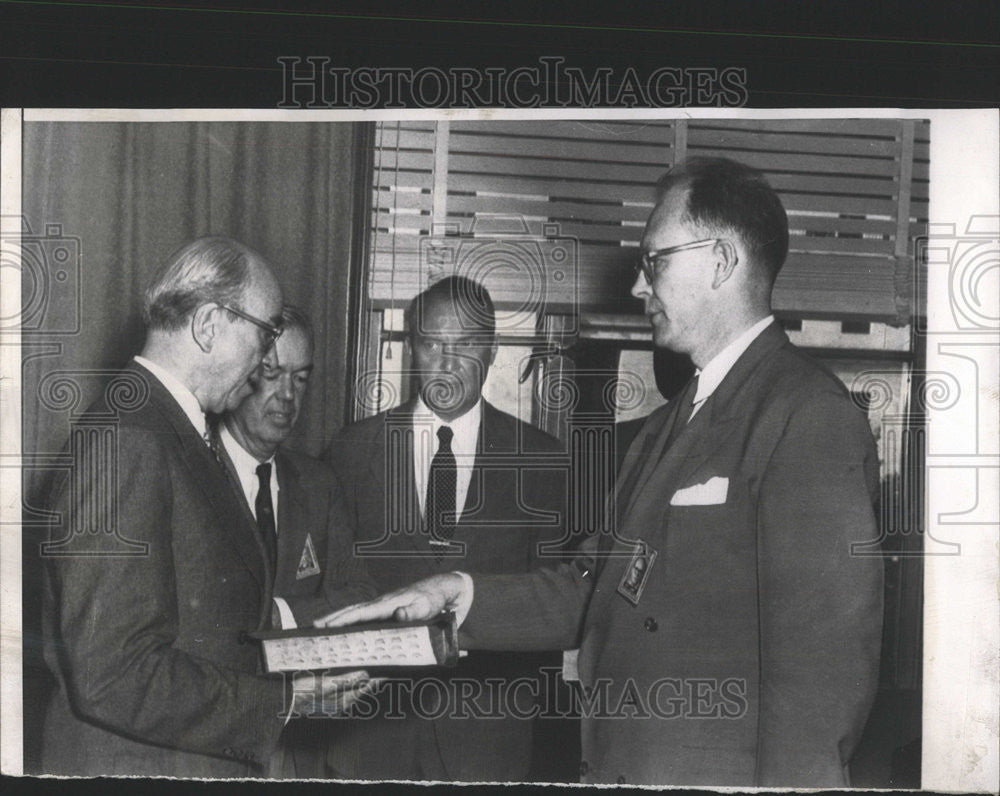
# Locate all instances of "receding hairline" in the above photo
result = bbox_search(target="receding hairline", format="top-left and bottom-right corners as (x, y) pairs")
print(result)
(408, 279), (497, 338)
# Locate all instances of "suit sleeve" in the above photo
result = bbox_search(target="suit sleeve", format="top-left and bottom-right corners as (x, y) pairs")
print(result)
(523, 431), (573, 570)
(47, 426), (287, 766)
(754, 388), (883, 786)
(460, 531), (598, 651)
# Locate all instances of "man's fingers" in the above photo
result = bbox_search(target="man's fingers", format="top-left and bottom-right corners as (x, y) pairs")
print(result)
(314, 599), (395, 628)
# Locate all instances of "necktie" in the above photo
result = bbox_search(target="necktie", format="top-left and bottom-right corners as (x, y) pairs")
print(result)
(427, 425), (457, 555)
(662, 374), (700, 455)
(255, 462), (278, 575)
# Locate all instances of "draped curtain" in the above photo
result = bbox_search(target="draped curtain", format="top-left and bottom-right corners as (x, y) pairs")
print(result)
(22, 121), (365, 503)
(21, 121), (366, 769)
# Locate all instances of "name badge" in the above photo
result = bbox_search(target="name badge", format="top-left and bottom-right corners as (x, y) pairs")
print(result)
(616, 541), (657, 605)
(296, 533), (321, 579)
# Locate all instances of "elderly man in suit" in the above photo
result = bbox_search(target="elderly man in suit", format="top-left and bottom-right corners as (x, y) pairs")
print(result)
(217, 304), (378, 776)
(324, 276), (568, 782)
(320, 158), (884, 788)
(41, 237), (369, 777)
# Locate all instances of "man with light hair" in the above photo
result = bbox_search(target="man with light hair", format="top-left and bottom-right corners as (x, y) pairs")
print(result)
(41, 236), (369, 777)
(320, 159), (884, 788)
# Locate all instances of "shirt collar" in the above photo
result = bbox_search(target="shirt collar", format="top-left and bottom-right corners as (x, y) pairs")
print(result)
(693, 315), (775, 406)
(134, 355), (207, 438)
(413, 395), (482, 456)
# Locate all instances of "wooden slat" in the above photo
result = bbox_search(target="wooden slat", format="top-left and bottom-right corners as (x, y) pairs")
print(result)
(447, 171), (658, 202)
(789, 235), (896, 256)
(698, 150), (901, 177)
(451, 120), (677, 144)
(446, 193), (653, 223)
(449, 150), (900, 182)
(449, 131), (675, 164)
(372, 189), (433, 212)
(375, 169), (436, 191)
(764, 171), (898, 198)
(786, 214), (898, 236)
(448, 153), (677, 184)
(688, 118), (907, 137)
(687, 126), (904, 158)
(372, 150), (443, 172)
(371, 213), (433, 232)
(778, 192), (900, 216)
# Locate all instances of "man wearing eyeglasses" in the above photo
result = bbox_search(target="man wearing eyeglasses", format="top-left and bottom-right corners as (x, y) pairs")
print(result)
(216, 304), (378, 777)
(323, 276), (569, 782)
(319, 159), (884, 788)
(41, 237), (370, 777)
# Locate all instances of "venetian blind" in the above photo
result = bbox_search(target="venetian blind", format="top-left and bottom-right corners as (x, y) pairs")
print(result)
(368, 118), (928, 324)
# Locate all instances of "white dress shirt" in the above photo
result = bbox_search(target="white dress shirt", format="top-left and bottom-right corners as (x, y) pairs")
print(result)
(219, 424), (280, 523)
(412, 396), (482, 522)
(689, 315), (775, 420)
(218, 423), (296, 630)
(134, 355), (207, 439)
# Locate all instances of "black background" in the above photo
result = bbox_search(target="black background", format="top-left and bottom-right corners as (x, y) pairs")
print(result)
(1, 0), (998, 108)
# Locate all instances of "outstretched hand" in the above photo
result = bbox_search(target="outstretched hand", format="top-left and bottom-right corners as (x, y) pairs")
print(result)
(314, 572), (469, 628)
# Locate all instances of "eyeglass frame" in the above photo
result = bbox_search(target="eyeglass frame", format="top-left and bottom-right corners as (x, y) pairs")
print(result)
(634, 238), (720, 284)
(217, 303), (284, 350)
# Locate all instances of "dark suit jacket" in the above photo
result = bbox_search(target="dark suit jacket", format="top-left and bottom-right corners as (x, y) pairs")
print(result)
(326, 400), (568, 781)
(462, 324), (884, 787)
(40, 362), (288, 777)
(216, 443), (378, 626)
(215, 443), (379, 778)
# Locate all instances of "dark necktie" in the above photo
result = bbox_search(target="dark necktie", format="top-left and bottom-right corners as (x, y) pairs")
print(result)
(427, 425), (457, 554)
(254, 462), (278, 576)
(662, 374), (700, 455)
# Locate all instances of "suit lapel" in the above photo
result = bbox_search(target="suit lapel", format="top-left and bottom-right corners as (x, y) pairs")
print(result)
(133, 362), (269, 599)
(275, 451), (309, 591)
(374, 404), (426, 553)
(213, 434), (273, 595)
(620, 323), (788, 533)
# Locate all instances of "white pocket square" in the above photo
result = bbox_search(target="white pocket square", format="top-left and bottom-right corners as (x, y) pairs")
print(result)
(670, 476), (729, 506)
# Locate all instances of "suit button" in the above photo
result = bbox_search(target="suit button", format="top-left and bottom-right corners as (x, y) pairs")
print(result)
(644, 617), (658, 632)
(579, 760), (590, 777)
(616, 775), (626, 784)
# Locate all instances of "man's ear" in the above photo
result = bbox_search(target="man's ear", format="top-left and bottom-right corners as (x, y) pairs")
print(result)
(191, 303), (218, 353)
(711, 239), (740, 290)
(488, 337), (498, 367)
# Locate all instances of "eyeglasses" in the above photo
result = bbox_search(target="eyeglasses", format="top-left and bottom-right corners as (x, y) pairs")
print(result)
(218, 303), (283, 350)
(635, 238), (719, 284)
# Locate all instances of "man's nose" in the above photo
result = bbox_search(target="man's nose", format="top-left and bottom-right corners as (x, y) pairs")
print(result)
(276, 374), (295, 401)
(630, 270), (651, 300)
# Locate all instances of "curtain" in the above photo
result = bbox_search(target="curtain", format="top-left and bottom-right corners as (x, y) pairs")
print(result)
(22, 121), (365, 504)
(20, 121), (366, 769)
